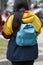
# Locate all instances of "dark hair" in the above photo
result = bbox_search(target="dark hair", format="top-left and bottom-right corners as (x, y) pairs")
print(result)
(14, 0), (30, 12)
(12, 0), (31, 36)
(12, 12), (23, 36)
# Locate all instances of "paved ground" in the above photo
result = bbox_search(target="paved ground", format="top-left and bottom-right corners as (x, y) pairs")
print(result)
(0, 59), (43, 65)
(34, 61), (43, 65)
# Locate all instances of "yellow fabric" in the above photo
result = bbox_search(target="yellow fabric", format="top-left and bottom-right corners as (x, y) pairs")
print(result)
(22, 11), (42, 33)
(2, 15), (14, 35)
(2, 11), (41, 35)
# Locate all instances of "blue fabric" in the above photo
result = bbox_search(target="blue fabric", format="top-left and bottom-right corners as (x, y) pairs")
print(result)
(7, 35), (38, 62)
(16, 23), (37, 46)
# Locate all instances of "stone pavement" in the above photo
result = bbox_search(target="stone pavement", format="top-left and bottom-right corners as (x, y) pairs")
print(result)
(0, 59), (43, 65)
(34, 61), (43, 65)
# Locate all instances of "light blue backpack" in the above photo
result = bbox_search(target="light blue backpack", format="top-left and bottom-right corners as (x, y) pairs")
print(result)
(16, 23), (37, 46)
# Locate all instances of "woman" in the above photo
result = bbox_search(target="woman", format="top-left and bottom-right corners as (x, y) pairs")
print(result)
(2, 0), (41, 65)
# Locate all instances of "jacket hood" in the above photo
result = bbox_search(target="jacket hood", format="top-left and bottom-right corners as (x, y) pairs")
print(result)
(22, 10), (34, 23)
(22, 10), (41, 33)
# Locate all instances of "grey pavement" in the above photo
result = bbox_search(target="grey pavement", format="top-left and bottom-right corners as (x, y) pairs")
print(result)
(34, 61), (43, 65)
(37, 27), (43, 47)
(0, 59), (43, 65)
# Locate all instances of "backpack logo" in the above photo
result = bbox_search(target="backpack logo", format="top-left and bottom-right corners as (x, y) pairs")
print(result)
(16, 23), (37, 46)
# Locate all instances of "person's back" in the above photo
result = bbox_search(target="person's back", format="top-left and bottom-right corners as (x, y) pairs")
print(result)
(2, 0), (42, 65)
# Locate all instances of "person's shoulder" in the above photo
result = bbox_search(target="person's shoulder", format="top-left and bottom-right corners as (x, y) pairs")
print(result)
(28, 10), (35, 15)
(9, 15), (14, 20)
(23, 10), (34, 18)
(6, 15), (14, 23)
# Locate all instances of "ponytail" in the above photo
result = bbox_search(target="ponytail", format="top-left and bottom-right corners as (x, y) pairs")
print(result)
(12, 11), (23, 36)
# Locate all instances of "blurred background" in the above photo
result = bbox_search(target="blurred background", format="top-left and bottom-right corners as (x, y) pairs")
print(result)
(0, 0), (43, 60)
(0, 0), (43, 26)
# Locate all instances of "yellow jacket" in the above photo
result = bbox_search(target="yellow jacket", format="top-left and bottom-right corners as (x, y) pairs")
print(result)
(2, 11), (42, 35)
